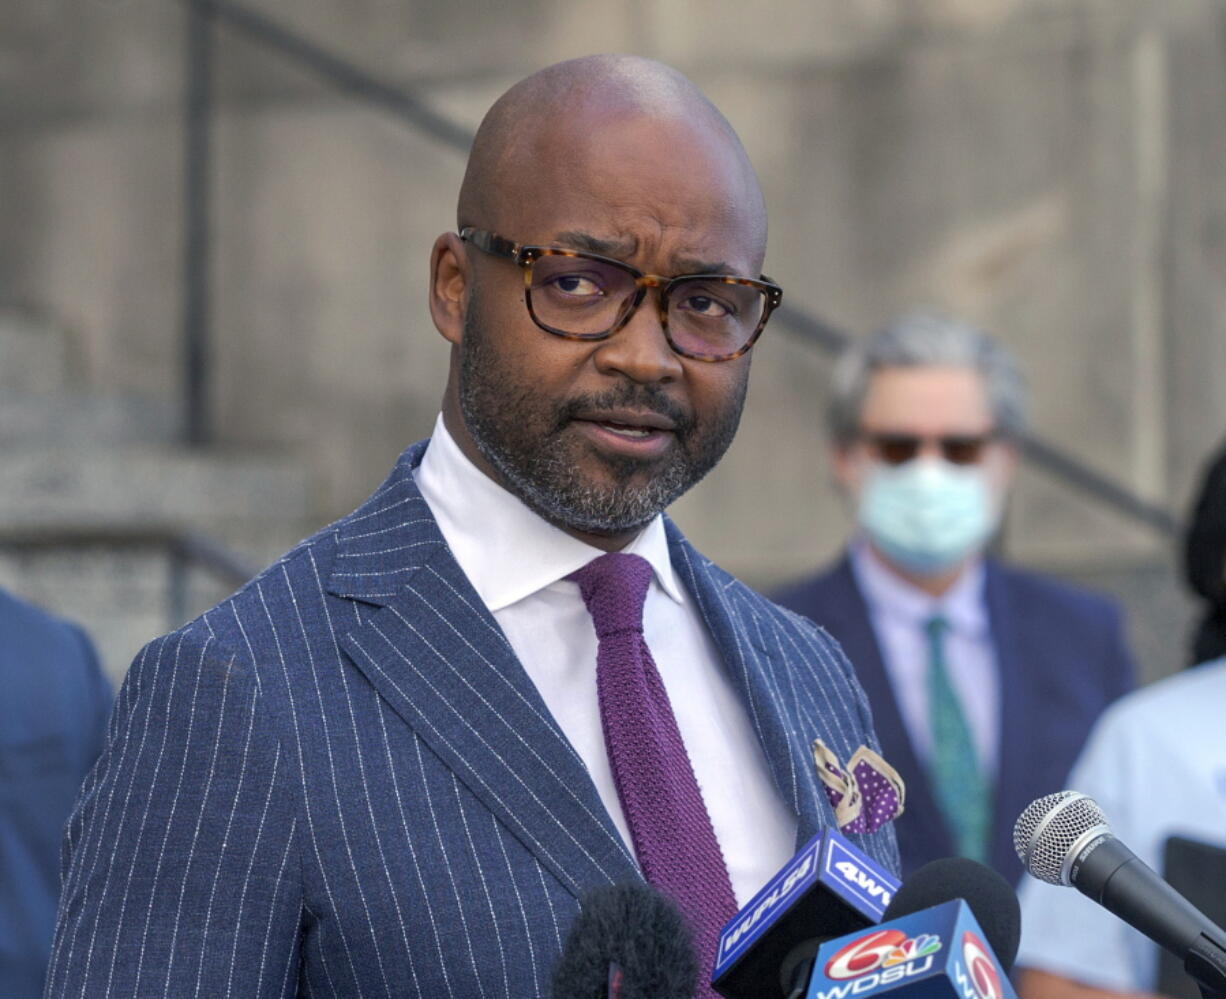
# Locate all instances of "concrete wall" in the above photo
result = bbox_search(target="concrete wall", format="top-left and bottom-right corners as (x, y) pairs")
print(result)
(3, 0), (1225, 675)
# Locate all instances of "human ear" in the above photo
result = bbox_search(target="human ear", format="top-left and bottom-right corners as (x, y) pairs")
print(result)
(831, 442), (861, 494)
(429, 232), (469, 347)
(994, 440), (1021, 488)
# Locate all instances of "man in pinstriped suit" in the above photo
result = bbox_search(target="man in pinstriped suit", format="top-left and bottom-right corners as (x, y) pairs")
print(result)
(47, 55), (898, 997)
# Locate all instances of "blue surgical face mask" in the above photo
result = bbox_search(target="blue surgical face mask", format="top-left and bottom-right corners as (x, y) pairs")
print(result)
(857, 458), (998, 576)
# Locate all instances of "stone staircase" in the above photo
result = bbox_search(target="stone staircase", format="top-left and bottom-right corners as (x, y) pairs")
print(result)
(0, 309), (311, 684)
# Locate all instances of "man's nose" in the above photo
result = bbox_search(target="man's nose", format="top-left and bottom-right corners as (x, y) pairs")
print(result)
(590, 292), (684, 384)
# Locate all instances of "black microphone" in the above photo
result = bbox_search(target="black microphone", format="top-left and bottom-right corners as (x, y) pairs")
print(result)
(711, 828), (899, 999)
(1015, 791), (1226, 995)
(551, 882), (697, 999)
(882, 857), (1021, 972)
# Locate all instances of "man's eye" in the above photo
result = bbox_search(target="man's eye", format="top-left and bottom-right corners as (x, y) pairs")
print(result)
(678, 294), (732, 318)
(548, 273), (605, 297)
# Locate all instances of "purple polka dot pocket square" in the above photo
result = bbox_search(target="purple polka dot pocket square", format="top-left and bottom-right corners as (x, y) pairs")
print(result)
(812, 739), (905, 835)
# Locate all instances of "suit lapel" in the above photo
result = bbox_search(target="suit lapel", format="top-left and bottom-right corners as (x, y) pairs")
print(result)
(666, 523), (836, 848)
(823, 557), (955, 868)
(328, 443), (638, 899)
(984, 562), (1029, 876)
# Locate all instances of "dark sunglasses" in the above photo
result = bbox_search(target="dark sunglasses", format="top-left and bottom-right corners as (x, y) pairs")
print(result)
(862, 432), (997, 466)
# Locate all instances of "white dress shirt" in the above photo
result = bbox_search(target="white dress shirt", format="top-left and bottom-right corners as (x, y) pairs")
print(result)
(849, 541), (1001, 778)
(414, 415), (797, 905)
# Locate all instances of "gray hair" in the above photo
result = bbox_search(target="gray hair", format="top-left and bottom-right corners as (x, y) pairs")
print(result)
(828, 312), (1028, 444)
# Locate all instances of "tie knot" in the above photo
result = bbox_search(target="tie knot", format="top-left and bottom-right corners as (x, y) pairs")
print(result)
(568, 552), (653, 637)
(925, 614), (950, 639)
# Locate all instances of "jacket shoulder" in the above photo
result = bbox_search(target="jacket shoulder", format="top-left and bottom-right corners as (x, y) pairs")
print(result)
(0, 586), (85, 640)
(0, 587), (99, 678)
(772, 557), (852, 610)
(990, 560), (1123, 623)
(123, 520), (344, 690)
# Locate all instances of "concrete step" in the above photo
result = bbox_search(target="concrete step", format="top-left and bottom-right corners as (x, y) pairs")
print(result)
(0, 442), (316, 683)
(0, 444), (311, 532)
(0, 308), (72, 392)
(0, 393), (179, 445)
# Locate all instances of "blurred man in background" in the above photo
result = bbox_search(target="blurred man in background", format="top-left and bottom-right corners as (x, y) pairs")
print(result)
(776, 313), (1136, 883)
(1016, 436), (1226, 999)
(0, 591), (110, 997)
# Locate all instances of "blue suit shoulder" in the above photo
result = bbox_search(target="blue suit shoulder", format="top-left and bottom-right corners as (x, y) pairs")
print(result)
(0, 591), (111, 998)
(146, 515), (347, 677)
(986, 559), (1121, 624)
(986, 559), (1135, 692)
(0, 588), (99, 678)
(0, 588), (110, 758)
(774, 558), (851, 613)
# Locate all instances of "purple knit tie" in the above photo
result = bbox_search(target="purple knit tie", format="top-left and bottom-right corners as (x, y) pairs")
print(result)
(569, 552), (737, 997)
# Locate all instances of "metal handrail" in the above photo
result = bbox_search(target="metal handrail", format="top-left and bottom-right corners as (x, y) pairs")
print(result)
(0, 524), (257, 626)
(182, 0), (1181, 541)
(207, 0), (475, 150)
(184, 0), (213, 445)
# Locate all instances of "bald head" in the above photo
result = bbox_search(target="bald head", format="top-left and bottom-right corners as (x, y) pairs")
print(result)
(428, 56), (775, 548)
(457, 54), (766, 255)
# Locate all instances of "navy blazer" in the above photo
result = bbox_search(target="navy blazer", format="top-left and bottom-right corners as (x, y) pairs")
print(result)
(48, 442), (898, 998)
(0, 591), (110, 998)
(774, 554), (1135, 884)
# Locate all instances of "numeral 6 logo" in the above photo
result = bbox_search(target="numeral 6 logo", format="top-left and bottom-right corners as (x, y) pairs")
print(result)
(961, 932), (1004, 999)
(824, 929), (907, 980)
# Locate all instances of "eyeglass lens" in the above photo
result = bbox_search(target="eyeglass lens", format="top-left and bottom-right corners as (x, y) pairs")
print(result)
(527, 253), (767, 357)
(867, 433), (991, 466)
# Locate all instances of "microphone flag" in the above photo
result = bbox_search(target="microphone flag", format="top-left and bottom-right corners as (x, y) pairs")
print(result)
(806, 900), (1016, 999)
(712, 828), (899, 997)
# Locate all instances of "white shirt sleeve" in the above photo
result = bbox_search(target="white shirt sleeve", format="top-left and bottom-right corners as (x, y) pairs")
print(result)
(1014, 705), (1158, 993)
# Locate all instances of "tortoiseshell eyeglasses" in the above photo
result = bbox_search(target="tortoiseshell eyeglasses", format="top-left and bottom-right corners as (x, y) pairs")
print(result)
(459, 227), (783, 362)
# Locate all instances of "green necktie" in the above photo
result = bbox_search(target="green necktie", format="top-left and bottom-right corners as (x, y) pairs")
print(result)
(925, 615), (990, 863)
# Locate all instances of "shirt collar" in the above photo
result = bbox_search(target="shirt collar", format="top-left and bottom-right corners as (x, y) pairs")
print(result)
(849, 537), (989, 637)
(413, 414), (685, 612)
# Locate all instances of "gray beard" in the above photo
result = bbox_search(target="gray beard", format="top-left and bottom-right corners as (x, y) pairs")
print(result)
(457, 310), (745, 538)
(471, 418), (694, 537)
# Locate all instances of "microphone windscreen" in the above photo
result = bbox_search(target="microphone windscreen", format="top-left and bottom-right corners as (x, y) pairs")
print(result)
(1013, 790), (1110, 885)
(882, 857), (1021, 972)
(551, 882), (697, 999)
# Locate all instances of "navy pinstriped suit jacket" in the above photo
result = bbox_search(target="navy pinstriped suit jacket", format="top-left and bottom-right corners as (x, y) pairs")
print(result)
(47, 440), (899, 998)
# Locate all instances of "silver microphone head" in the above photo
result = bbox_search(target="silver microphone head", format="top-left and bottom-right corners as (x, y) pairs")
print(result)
(1014, 791), (1111, 886)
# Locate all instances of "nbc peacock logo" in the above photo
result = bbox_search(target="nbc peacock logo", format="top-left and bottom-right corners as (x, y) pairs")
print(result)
(824, 928), (944, 981)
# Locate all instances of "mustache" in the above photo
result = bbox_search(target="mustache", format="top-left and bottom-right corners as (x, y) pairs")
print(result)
(554, 384), (693, 435)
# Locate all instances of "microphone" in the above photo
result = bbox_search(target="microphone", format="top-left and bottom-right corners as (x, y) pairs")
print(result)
(1014, 790), (1226, 995)
(551, 882), (697, 999)
(882, 858), (1020, 971)
(806, 859), (1021, 999)
(711, 828), (900, 999)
